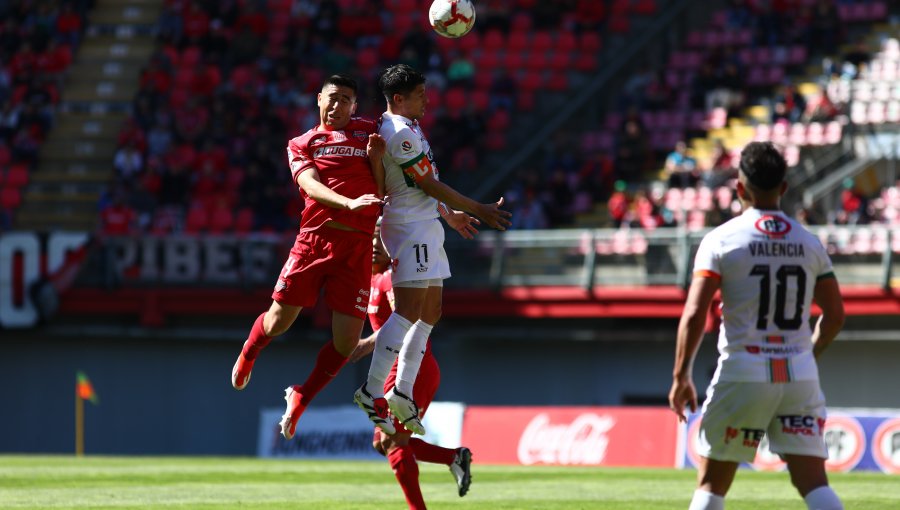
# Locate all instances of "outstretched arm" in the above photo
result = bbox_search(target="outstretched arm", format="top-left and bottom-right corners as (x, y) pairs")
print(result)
(419, 175), (511, 231)
(669, 275), (720, 422)
(297, 168), (383, 211)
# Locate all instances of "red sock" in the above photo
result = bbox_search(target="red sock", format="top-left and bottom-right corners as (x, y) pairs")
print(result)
(298, 341), (348, 405)
(241, 312), (272, 360)
(388, 446), (427, 510)
(409, 438), (455, 465)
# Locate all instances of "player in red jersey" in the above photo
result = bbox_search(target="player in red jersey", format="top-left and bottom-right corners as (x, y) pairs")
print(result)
(350, 220), (472, 509)
(231, 75), (387, 440)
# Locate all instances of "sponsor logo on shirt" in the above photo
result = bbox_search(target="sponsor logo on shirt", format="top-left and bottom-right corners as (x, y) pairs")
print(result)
(275, 279), (289, 292)
(754, 215), (792, 239)
(401, 140), (413, 153)
(353, 130), (367, 141)
(313, 145), (367, 158)
(744, 344), (803, 356)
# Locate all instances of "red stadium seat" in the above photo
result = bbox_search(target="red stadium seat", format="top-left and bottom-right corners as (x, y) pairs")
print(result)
(0, 187), (22, 209)
(531, 32), (553, 54)
(556, 32), (577, 53)
(546, 73), (567, 92)
(517, 91), (535, 111)
(510, 12), (532, 32)
(208, 207), (234, 233)
(184, 205), (209, 233)
(487, 109), (511, 131)
(482, 30), (505, 52)
(471, 89), (490, 112)
(485, 131), (506, 150)
(5, 164), (29, 188)
(518, 72), (543, 92)
(548, 51), (571, 72)
(503, 52), (526, 71)
(578, 32), (602, 53)
(507, 32), (529, 54)
(444, 88), (466, 112)
(234, 208), (255, 233)
(573, 53), (597, 72)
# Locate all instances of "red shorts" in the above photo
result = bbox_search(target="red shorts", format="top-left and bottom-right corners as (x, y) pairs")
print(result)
(374, 350), (441, 438)
(272, 227), (372, 319)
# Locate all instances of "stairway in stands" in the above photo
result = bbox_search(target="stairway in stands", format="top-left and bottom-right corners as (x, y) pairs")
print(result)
(15, 0), (161, 231)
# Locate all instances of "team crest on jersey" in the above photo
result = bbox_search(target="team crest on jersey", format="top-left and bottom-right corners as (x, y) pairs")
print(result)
(331, 131), (347, 142)
(353, 130), (367, 141)
(754, 215), (791, 239)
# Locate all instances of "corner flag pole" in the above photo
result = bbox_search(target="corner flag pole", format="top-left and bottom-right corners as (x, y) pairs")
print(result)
(75, 383), (83, 456)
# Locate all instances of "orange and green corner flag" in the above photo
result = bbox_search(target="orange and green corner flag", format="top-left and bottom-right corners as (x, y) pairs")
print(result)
(76, 371), (98, 404)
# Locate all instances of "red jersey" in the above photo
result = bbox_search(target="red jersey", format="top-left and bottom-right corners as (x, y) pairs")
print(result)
(287, 118), (379, 234)
(367, 268), (433, 355)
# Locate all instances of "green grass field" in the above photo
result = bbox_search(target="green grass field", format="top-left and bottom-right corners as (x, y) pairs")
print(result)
(1, 455), (898, 509)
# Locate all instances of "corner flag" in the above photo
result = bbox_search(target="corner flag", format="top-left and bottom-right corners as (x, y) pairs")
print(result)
(76, 371), (98, 404)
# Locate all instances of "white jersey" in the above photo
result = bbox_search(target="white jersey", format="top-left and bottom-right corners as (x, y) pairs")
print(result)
(379, 112), (440, 224)
(693, 208), (835, 383)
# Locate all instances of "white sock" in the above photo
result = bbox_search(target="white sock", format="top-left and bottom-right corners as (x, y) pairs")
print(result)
(689, 489), (725, 510)
(394, 320), (433, 397)
(365, 313), (412, 398)
(804, 486), (843, 510)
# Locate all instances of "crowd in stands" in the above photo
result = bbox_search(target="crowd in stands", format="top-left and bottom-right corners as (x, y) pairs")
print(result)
(0, 0), (90, 229)
(101, 0), (626, 236)
(500, 0), (894, 234)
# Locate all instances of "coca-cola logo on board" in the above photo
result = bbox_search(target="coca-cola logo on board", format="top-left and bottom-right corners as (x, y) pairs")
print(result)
(517, 413), (616, 465)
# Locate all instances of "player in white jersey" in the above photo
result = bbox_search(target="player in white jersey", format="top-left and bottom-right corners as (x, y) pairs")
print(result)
(669, 142), (845, 510)
(354, 64), (511, 435)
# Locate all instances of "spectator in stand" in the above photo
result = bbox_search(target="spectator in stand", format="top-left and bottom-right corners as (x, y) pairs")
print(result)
(488, 69), (516, 112)
(702, 140), (738, 188)
(664, 141), (698, 189)
(615, 119), (649, 184)
(808, 0), (842, 56)
(772, 83), (806, 124)
(99, 192), (138, 236)
(837, 178), (870, 226)
(113, 140), (144, 184)
(511, 188), (549, 230)
(446, 51), (475, 88)
(608, 180), (631, 228)
(804, 90), (840, 123)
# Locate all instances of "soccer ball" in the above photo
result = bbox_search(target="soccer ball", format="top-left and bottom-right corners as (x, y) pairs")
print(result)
(428, 0), (476, 39)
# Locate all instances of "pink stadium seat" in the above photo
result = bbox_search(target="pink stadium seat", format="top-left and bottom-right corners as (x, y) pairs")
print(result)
(697, 187), (713, 211)
(806, 122), (824, 145)
(788, 123), (807, 146)
(755, 124), (772, 142)
(686, 31), (703, 48)
(771, 122), (789, 145)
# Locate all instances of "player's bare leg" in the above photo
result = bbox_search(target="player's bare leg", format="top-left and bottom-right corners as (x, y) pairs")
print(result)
(232, 300), (302, 390)
(282, 311), (364, 439)
(689, 457), (738, 510)
(784, 454), (843, 509)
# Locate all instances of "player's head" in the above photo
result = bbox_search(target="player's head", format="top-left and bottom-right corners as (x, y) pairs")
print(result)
(372, 218), (390, 273)
(317, 75), (358, 131)
(379, 64), (427, 120)
(737, 142), (788, 207)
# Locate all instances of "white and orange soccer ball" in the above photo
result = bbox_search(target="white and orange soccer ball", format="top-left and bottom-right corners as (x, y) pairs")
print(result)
(428, 0), (476, 38)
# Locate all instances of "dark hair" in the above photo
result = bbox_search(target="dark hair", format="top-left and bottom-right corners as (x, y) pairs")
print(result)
(378, 64), (426, 104)
(323, 74), (358, 96)
(739, 142), (786, 191)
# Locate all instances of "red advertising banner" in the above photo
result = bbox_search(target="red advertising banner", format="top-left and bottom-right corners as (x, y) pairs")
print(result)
(461, 406), (680, 467)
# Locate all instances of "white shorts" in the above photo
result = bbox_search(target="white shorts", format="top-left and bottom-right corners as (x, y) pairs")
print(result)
(381, 218), (450, 286)
(696, 380), (828, 463)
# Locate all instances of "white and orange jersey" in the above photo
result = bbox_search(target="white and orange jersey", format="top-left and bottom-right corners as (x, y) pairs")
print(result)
(379, 112), (440, 224)
(693, 207), (835, 383)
